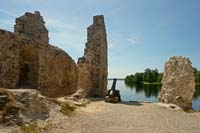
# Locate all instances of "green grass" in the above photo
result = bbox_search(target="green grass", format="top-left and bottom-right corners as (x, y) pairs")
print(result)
(60, 103), (76, 117)
(195, 83), (200, 86)
(21, 121), (53, 133)
(142, 82), (162, 85)
(21, 121), (38, 133)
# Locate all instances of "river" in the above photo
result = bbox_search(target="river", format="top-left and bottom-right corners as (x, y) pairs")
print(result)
(107, 79), (200, 110)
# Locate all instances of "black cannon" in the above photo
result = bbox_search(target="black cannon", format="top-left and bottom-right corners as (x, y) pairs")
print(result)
(105, 78), (121, 103)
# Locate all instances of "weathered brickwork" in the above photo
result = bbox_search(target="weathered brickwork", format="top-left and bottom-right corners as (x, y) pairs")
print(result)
(0, 11), (108, 98)
(159, 56), (195, 110)
(14, 11), (49, 44)
(78, 15), (108, 97)
(0, 29), (77, 97)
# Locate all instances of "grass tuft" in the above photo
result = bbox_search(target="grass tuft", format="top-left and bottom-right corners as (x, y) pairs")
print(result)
(60, 103), (76, 117)
(21, 121), (38, 133)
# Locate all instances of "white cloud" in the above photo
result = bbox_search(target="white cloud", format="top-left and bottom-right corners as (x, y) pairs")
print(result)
(43, 16), (87, 60)
(127, 36), (138, 45)
(0, 18), (14, 31)
(45, 17), (86, 47)
(46, 18), (82, 32)
(108, 33), (140, 50)
(22, 0), (43, 3)
(0, 9), (15, 17)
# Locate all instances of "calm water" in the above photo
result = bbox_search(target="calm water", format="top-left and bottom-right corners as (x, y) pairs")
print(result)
(108, 80), (200, 110)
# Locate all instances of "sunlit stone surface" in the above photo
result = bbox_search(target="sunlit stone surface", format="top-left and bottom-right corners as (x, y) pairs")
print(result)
(159, 56), (195, 110)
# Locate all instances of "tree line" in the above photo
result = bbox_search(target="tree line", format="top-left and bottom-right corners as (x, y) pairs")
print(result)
(125, 67), (200, 85)
(125, 68), (162, 85)
(193, 67), (200, 84)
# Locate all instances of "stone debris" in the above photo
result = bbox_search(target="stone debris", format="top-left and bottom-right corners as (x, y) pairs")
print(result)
(0, 88), (22, 126)
(67, 89), (87, 100)
(155, 103), (183, 111)
(159, 56), (195, 110)
(9, 89), (50, 122)
(0, 88), (73, 128)
(78, 15), (108, 97)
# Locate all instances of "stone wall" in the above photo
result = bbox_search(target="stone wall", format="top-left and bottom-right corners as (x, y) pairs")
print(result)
(0, 29), (78, 97)
(14, 11), (49, 44)
(0, 11), (108, 98)
(77, 15), (108, 97)
(159, 56), (195, 110)
(37, 45), (78, 97)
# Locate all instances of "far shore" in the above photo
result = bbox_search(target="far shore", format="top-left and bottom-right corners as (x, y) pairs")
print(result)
(108, 79), (200, 86)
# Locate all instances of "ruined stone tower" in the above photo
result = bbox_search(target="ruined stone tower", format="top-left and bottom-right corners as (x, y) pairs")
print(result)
(159, 56), (195, 110)
(14, 11), (49, 44)
(78, 15), (108, 97)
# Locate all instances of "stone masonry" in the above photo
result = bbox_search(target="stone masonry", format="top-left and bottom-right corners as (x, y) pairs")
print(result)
(159, 56), (195, 110)
(0, 11), (108, 98)
(77, 15), (108, 97)
(0, 11), (78, 97)
(14, 11), (49, 44)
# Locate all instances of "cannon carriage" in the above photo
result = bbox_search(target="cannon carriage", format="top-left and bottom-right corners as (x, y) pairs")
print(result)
(105, 78), (121, 103)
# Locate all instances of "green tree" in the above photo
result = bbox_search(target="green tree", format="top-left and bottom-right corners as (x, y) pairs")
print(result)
(195, 71), (200, 84)
(144, 68), (151, 82)
(125, 68), (162, 85)
(157, 73), (163, 83)
(193, 67), (198, 75)
(151, 68), (159, 82)
(134, 72), (144, 84)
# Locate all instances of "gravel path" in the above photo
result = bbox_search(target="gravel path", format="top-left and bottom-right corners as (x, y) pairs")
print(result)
(50, 99), (200, 133)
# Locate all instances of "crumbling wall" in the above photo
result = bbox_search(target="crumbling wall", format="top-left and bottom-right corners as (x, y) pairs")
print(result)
(0, 29), (78, 97)
(78, 15), (108, 97)
(77, 58), (91, 96)
(14, 11), (49, 44)
(0, 11), (108, 98)
(37, 46), (78, 97)
(159, 56), (195, 110)
(0, 30), (20, 89)
(18, 44), (39, 88)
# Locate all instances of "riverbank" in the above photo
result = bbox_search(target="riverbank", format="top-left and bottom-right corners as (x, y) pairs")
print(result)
(50, 99), (200, 133)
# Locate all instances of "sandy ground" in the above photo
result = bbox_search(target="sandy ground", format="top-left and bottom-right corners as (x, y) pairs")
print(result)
(49, 99), (200, 133)
(1, 99), (200, 133)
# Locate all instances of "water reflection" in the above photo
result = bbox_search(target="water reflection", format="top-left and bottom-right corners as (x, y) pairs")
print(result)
(193, 85), (200, 99)
(122, 80), (200, 110)
(124, 81), (161, 98)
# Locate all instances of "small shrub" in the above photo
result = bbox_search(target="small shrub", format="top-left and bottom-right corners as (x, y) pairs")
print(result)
(21, 121), (53, 133)
(21, 121), (38, 133)
(60, 103), (76, 117)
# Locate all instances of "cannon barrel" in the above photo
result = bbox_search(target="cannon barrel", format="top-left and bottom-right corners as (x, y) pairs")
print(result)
(105, 78), (121, 103)
(111, 78), (117, 91)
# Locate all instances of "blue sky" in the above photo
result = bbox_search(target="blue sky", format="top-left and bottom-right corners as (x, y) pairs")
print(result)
(1, 0), (200, 78)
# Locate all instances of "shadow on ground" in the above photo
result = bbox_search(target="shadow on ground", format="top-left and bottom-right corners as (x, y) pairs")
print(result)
(120, 101), (143, 106)
(89, 98), (143, 106)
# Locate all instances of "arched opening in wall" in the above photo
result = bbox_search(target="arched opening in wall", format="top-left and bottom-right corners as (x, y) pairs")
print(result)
(18, 62), (32, 87)
(17, 46), (38, 88)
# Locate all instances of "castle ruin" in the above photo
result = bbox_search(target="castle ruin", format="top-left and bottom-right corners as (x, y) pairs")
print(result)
(78, 15), (108, 97)
(14, 11), (49, 44)
(0, 11), (108, 98)
(159, 56), (195, 110)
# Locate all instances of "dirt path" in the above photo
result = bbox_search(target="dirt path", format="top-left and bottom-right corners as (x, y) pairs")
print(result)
(50, 99), (200, 133)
